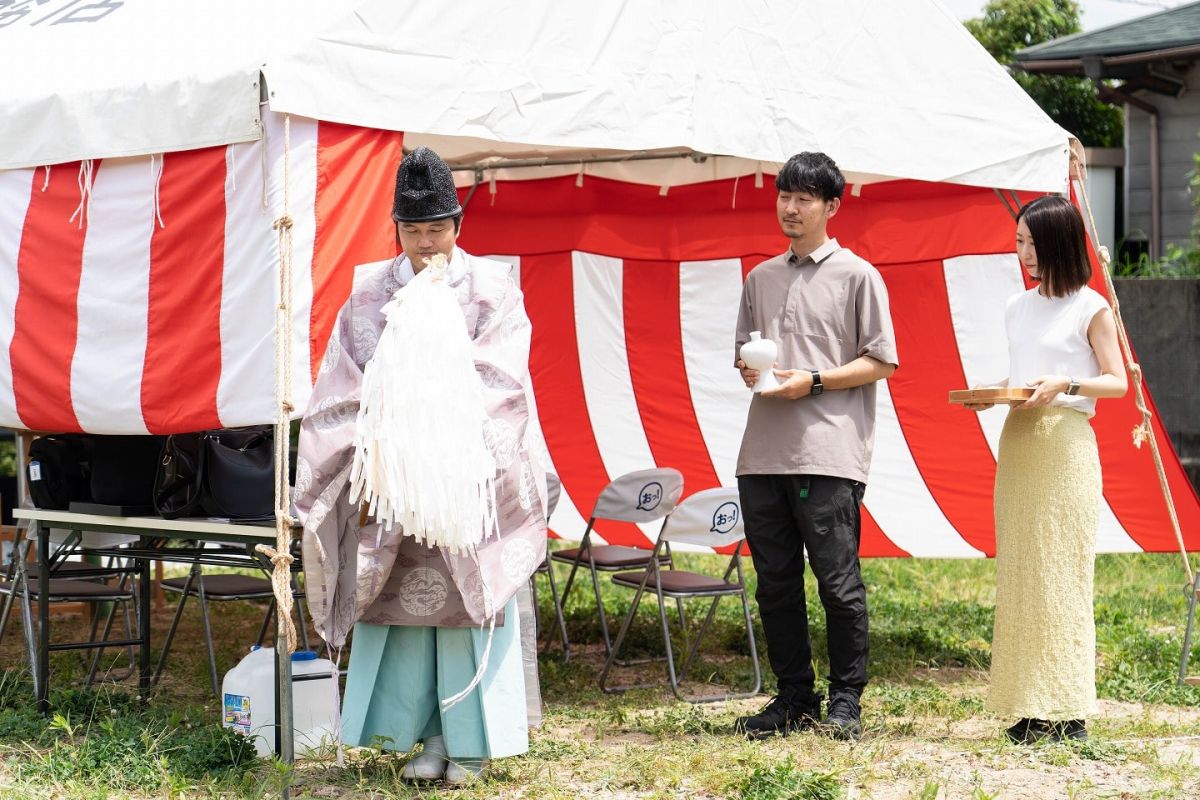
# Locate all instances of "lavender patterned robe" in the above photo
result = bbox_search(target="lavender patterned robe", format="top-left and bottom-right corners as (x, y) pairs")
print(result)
(296, 249), (549, 647)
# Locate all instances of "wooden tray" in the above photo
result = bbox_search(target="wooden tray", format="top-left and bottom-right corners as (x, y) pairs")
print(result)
(948, 387), (1033, 405)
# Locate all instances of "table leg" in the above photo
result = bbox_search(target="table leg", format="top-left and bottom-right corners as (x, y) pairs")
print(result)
(275, 628), (294, 764)
(36, 522), (49, 716)
(138, 548), (151, 703)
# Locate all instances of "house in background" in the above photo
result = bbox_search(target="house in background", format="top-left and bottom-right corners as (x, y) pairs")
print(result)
(1016, 1), (1200, 262)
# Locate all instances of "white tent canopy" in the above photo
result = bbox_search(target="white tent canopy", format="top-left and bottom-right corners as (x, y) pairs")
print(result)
(0, 0), (1071, 192)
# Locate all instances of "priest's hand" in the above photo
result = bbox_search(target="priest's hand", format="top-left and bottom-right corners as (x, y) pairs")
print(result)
(760, 369), (813, 399)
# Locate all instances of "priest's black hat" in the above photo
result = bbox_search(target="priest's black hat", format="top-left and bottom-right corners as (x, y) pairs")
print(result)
(391, 147), (462, 223)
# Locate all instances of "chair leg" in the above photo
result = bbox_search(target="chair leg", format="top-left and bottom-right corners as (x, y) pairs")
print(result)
(14, 540), (39, 698)
(599, 566), (654, 694)
(653, 575), (685, 701)
(84, 593), (121, 686)
(257, 598), (276, 647)
(152, 565), (198, 687)
(543, 559), (570, 657)
(1180, 577), (1199, 685)
(292, 579), (310, 650)
(195, 575), (220, 697)
(588, 549), (614, 657)
(0, 527), (25, 647)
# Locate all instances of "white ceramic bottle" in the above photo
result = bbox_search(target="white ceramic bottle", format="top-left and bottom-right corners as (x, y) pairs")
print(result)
(740, 331), (780, 393)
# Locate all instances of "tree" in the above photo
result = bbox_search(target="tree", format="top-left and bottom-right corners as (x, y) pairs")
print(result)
(965, 0), (1123, 147)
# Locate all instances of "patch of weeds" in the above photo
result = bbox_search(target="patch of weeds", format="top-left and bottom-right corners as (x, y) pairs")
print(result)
(639, 703), (724, 737)
(870, 683), (985, 720)
(733, 757), (843, 800)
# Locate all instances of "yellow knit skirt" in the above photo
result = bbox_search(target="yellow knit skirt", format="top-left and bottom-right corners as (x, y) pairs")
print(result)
(986, 406), (1100, 721)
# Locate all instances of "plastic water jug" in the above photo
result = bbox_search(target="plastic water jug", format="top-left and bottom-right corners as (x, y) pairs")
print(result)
(221, 646), (339, 757)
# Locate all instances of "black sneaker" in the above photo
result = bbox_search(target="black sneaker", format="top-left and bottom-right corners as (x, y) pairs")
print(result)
(734, 693), (822, 740)
(818, 692), (862, 741)
(1050, 719), (1087, 742)
(1005, 718), (1052, 744)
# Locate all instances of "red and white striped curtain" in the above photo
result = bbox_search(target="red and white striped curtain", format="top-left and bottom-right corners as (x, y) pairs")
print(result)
(1, 117), (1196, 556)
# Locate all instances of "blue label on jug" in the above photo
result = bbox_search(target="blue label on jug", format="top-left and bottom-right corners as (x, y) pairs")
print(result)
(223, 693), (251, 736)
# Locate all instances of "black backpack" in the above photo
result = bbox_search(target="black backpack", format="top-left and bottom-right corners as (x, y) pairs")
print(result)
(89, 435), (164, 507)
(27, 435), (93, 510)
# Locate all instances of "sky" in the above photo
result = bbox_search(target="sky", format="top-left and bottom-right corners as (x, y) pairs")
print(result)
(942, 0), (1196, 31)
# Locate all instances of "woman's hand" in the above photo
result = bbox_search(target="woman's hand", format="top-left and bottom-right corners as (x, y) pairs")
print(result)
(963, 383), (997, 412)
(1020, 375), (1071, 409)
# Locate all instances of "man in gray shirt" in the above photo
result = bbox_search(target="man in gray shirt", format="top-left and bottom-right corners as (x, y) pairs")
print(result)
(733, 152), (898, 741)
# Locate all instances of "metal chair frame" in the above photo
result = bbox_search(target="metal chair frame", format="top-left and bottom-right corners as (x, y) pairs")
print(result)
(550, 517), (682, 663)
(599, 489), (761, 703)
(153, 561), (309, 696)
(544, 467), (685, 663)
(0, 531), (142, 697)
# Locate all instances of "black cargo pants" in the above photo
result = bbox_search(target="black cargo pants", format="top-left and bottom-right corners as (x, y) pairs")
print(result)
(737, 474), (868, 701)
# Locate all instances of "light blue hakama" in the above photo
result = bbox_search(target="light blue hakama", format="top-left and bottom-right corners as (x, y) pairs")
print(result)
(341, 598), (528, 759)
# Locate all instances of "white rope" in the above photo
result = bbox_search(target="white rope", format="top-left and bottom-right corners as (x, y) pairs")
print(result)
(40, 165), (50, 192)
(1072, 156), (1193, 585)
(68, 159), (94, 228)
(151, 155), (165, 229)
(255, 113), (299, 654)
(440, 575), (497, 711)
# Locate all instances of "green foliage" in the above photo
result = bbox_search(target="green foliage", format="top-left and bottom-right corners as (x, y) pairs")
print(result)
(733, 758), (843, 800)
(0, 439), (15, 479)
(965, 0), (1123, 146)
(1111, 242), (1200, 278)
(0, 672), (257, 794)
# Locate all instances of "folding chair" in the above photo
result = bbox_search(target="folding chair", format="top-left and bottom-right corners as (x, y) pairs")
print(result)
(599, 486), (761, 703)
(532, 473), (569, 655)
(548, 467), (684, 661)
(0, 534), (141, 699)
(153, 561), (309, 697)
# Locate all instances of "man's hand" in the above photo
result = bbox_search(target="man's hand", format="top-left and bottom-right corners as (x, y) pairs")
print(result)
(760, 369), (814, 400)
(736, 358), (770, 390)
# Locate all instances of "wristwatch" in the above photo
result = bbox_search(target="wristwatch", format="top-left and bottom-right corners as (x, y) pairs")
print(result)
(1066, 378), (1080, 396)
(810, 370), (824, 396)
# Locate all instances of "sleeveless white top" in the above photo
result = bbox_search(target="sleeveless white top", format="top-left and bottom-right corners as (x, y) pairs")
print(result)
(1005, 286), (1109, 417)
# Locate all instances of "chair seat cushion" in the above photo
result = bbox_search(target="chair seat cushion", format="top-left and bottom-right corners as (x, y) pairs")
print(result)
(161, 574), (273, 598)
(0, 577), (133, 600)
(550, 545), (669, 570)
(611, 569), (740, 595)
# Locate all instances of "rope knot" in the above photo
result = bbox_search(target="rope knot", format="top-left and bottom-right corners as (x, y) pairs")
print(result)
(1129, 362), (1142, 379)
(273, 215), (294, 232)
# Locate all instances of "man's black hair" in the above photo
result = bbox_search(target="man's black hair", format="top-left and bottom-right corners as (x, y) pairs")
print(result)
(774, 152), (845, 202)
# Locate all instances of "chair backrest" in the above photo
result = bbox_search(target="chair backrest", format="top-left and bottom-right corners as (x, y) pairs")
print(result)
(546, 472), (562, 522)
(590, 467), (684, 524)
(661, 487), (745, 549)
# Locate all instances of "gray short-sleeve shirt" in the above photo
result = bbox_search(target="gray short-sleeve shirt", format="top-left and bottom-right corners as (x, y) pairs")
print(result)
(734, 238), (899, 482)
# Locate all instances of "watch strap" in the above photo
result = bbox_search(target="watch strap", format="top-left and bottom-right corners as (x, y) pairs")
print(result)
(810, 370), (824, 395)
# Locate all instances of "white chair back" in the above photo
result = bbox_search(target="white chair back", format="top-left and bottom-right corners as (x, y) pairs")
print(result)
(661, 487), (744, 549)
(546, 472), (562, 521)
(590, 467), (683, 523)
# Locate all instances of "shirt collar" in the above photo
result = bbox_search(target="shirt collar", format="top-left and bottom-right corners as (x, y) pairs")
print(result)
(786, 238), (840, 267)
(394, 247), (467, 288)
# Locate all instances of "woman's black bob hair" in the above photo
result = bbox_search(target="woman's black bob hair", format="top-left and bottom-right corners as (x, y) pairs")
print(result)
(1016, 195), (1091, 297)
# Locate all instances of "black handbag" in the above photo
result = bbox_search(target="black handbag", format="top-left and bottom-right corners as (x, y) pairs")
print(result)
(153, 428), (275, 520)
(27, 434), (93, 510)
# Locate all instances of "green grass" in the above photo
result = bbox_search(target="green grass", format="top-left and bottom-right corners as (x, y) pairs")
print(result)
(1, 552), (1199, 797)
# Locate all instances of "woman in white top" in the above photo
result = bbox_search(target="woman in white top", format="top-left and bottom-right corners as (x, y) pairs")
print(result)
(965, 195), (1127, 744)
